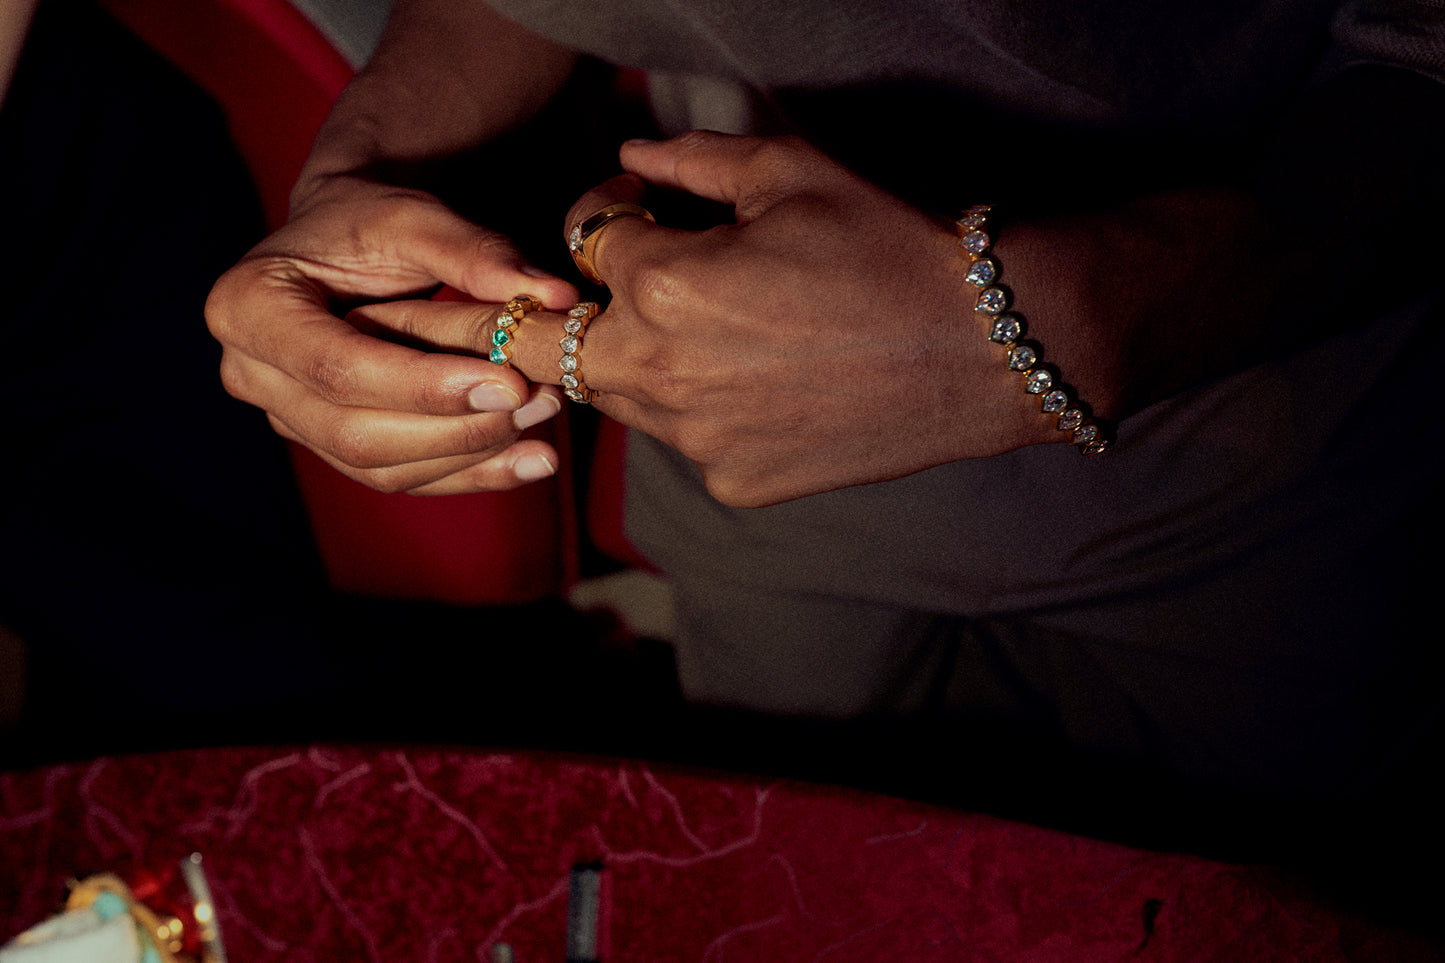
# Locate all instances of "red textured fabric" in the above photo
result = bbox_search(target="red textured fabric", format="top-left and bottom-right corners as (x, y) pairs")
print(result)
(98, 0), (580, 604)
(1, 746), (1436, 961)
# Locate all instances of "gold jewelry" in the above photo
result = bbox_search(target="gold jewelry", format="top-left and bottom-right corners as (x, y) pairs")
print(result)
(567, 203), (655, 285)
(66, 874), (185, 963)
(558, 301), (600, 403)
(488, 293), (542, 367)
(956, 205), (1111, 456)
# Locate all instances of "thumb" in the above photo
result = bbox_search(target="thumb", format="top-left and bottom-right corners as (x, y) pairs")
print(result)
(619, 131), (818, 219)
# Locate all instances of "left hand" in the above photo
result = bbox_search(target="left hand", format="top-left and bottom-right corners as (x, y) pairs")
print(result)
(539, 132), (1060, 506)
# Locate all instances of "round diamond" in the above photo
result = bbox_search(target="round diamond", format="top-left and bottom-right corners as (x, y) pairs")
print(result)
(1072, 423), (1099, 446)
(1058, 408), (1084, 431)
(1041, 389), (1069, 413)
(1082, 438), (1110, 457)
(990, 314), (1023, 344)
(568, 226), (582, 252)
(976, 287), (1008, 315)
(1007, 345), (1036, 370)
(564, 319), (584, 334)
(570, 302), (596, 317)
(561, 374), (579, 390)
(957, 213), (988, 231)
(565, 388), (585, 402)
(1025, 369), (1054, 393)
(959, 230), (990, 256)
(559, 335), (579, 354)
(559, 354), (578, 373)
(964, 258), (998, 287)
(496, 313), (516, 329)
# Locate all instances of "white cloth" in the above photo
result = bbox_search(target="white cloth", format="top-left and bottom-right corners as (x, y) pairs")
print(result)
(0, 908), (140, 963)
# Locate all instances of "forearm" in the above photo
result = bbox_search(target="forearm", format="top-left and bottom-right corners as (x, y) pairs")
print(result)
(0, 0), (39, 107)
(991, 65), (1445, 423)
(292, 0), (576, 208)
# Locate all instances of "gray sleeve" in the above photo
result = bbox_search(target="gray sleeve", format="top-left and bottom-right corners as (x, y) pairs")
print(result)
(1331, 0), (1445, 82)
(288, 0), (393, 69)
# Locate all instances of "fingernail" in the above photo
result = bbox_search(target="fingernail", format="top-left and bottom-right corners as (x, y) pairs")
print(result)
(512, 392), (562, 430)
(469, 382), (521, 412)
(513, 452), (557, 481)
(521, 264), (560, 280)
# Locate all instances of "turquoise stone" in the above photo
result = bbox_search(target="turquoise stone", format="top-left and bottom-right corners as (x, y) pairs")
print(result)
(489, 346), (509, 364)
(491, 328), (511, 347)
(91, 891), (128, 920)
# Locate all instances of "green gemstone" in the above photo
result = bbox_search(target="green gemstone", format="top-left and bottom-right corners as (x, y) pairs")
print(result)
(491, 328), (512, 347)
(489, 346), (509, 364)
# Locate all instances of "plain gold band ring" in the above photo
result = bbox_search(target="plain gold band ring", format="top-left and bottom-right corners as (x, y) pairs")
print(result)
(567, 203), (655, 285)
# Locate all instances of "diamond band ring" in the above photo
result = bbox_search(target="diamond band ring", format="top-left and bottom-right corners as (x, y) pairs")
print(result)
(559, 301), (600, 403)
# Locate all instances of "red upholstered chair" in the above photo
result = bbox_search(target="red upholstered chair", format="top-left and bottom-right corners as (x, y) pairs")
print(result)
(99, 0), (586, 605)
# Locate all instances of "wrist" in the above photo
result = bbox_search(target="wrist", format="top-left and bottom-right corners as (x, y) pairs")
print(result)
(955, 207), (1115, 456)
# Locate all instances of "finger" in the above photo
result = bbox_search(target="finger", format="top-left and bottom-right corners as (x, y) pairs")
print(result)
(347, 299), (578, 426)
(344, 192), (579, 310)
(210, 259), (531, 416)
(503, 305), (685, 461)
(504, 301), (642, 404)
(406, 438), (561, 495)
(236, 355), (562, 470)
(274, 411), (560, 495)
(561, 173), (649, 253)
(348, 297), (543, 360)
(618, 132), (818, 214)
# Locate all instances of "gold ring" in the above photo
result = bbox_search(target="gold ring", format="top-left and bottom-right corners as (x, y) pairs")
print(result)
(488, 293), (542, 366)
(559, 301), (600, 403)
(567, 203), (654, 285)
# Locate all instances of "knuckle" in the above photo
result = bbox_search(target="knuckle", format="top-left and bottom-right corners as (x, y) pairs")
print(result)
(627, 249), (678, 305)
(204, 261), (269, 343)
(305, 350), (360, 403)
(703, 466), (777, 509)
(216, 354), (253, 403)
(700, 469), (751, 508)
(465, 230), (518, 265)
(455, 413), (513, 455)
(408, 358), (461, 413)
(628, 251), (704, 320)
(202, 277), (235, 340)
(327, 421), (384, 470)
(624, 341), (689, 409)
(668, 419), (726, 467)
(411, 376), (453, 415)
(361, 467), (415, 495)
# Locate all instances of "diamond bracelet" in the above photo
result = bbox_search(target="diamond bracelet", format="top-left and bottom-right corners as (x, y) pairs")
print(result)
(956, 205), (1111, 456)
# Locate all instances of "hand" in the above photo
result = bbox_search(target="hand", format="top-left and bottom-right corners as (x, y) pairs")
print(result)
(205, 175), (579, 494)
(542, 133), (1064, 506)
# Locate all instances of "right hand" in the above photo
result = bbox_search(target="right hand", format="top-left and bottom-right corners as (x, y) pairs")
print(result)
(205, 176), (579, 495)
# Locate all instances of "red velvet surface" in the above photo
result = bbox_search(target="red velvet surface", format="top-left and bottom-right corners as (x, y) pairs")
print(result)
(1, 746), (1435, 961)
